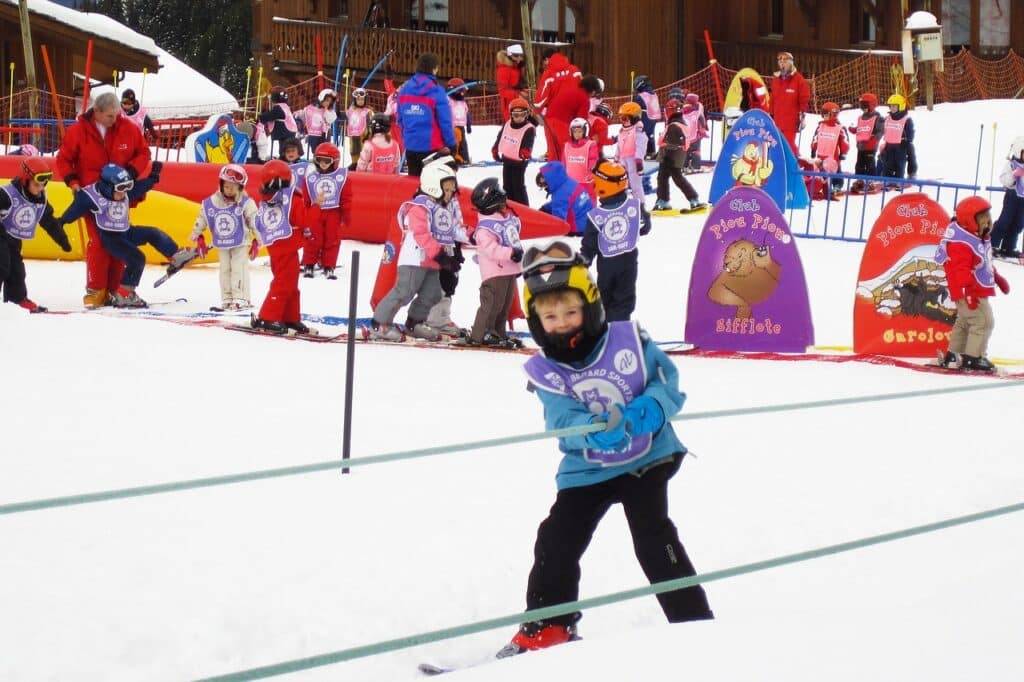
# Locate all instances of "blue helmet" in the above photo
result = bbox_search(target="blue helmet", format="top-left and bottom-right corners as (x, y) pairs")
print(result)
(97, 163), (133, 199)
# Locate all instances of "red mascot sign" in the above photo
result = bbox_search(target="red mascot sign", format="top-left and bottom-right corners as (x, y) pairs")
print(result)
(853, 193), (954, 357)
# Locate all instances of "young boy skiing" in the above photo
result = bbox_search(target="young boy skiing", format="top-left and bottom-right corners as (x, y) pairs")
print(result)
(298, 142), (353, 280)
(0, 157), (72, 312)
(57, 162), (196, 308)
(562, 117), (599, 202)
(447, 77), (472, 165)
(878, 94), (915, 187)
(492, 98), (537, 206)
(369, 159), (470, 341)
(497, 239), (713, 657)
(809, 101), (849, 195)
(581, 160), (652, 321)
(190, 164), (259, 310)
(615, 101), (651, 201)
(653, 99), (702, 212)
(454, 177), (523, 348)
(356, 114), (402, 174)
(251, 159), (311, 334)
(344, 87), (373, 163)
(935, 196), (1011, 372)
(848, 93), (884, 192)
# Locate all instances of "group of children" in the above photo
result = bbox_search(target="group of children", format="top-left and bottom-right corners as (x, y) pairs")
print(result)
(805, 92), (917, 199)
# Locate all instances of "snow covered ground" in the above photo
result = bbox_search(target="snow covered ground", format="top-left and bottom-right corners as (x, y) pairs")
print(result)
(1, 100), (1023, 681)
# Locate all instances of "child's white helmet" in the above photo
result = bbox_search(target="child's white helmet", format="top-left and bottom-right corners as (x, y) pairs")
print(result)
(420, 160), (457, 199)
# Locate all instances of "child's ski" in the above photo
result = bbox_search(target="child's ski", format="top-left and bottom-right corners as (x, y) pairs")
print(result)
(651, 203), (709, 216)
(224, 324), (343, 342)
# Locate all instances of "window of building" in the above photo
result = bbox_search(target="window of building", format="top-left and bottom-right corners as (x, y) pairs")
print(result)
(769, 0), (784, 35)
(410, 0), (449, 32)
(328, 0), (348, 19)
(851, 3), (876, 43)
(530, 0), (576, 43)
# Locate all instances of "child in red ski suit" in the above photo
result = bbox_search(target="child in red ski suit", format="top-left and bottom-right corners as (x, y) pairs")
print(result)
(848, 93), (884, 192)
(936, 196), (1011, 372)
(299, 142), (353, 280)
(251, 160), (311, 334)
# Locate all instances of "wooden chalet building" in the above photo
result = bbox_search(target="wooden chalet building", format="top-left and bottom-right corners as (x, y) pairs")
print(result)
(1, 1), (159, 101)
(255, 0), (1024, 95)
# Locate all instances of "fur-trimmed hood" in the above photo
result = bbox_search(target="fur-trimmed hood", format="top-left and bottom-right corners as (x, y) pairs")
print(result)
(497, 50), (515, 67)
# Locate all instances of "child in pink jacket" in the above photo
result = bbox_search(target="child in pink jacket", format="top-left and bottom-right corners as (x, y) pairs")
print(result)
(457, 177), (524, 349)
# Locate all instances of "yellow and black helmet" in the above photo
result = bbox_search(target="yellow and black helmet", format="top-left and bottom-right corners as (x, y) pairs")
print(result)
(522, 240), (606, 347)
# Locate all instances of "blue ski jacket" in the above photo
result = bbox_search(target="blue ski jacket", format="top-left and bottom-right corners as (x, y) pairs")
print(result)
(397, 73), (456, 152)
(538, 161), (593, 235)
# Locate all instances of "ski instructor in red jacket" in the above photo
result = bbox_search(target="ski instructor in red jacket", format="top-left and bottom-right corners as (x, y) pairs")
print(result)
(57, 91), (152, 308)
(533, 49), (582, 162)
(769, 51), (810, 155)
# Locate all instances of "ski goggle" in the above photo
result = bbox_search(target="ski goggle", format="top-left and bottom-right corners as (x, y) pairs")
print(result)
(353, 89), (367, 98)
(522, 239), (580, 276)
(27, 170), (53, 185)
(315, 155), (336, 166)
(220, 167), (247, 185)
(510, 108), (528, 116)
(113, 179), (134, 193)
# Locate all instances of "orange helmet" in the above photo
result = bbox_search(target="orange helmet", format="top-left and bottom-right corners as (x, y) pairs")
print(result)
(821, 101), (840, 117)
(509, 97), (530, 114)
(859, 93), (878, 110)
(592, 159), (628, 199)
(260, 159), (292, 195)
(618, 101), (642, 121)
(954, 196), (992, 236)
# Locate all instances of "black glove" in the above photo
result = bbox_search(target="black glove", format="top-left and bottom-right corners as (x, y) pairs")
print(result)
(149, 160), (163, 183)
(435, 250), (456, 271)
(56, 231), (72, 253)
(126, 165), (139, 179)
(510, 246), (524, 263)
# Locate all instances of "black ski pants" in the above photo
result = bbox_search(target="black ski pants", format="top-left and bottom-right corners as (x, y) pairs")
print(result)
(0, 233), (28, 304)
(524, 454), (713, 626)
(596, 250), (638, 322)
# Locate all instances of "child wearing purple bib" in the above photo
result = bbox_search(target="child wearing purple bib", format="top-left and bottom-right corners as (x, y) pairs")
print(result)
(0, 157), (71, 313)
(496, 240), (712, 659)
(190, 164), (259, 310)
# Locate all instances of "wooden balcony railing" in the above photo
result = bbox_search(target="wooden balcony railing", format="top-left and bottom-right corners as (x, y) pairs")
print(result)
(271, 19), (591, 89)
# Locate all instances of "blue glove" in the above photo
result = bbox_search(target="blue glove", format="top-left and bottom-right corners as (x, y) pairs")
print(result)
(620, 396), (665, 436)
(585, 404), (631, 451)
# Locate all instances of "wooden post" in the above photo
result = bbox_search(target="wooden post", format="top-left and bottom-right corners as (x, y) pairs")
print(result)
(17, 0), (38, 119)
(923, 60), (934, 111)
(519, 0), (537, 92)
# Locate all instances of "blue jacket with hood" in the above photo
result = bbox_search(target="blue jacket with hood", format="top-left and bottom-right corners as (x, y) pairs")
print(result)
(538, 160), (593, 235)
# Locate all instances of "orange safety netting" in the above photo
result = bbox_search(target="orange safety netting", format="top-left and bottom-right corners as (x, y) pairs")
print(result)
(4, 49), (1023, 150)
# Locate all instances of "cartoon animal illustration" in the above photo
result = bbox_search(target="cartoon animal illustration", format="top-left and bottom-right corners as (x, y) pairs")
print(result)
(707, 238), (781, 318)
(192, 114), (251, 164)
(856, 253), (956, 324)
(731, 141), (774, 187)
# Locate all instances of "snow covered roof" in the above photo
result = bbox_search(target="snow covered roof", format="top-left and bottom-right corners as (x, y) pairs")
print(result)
(91, 46), (240, 120)
(0, 0), (160, 58)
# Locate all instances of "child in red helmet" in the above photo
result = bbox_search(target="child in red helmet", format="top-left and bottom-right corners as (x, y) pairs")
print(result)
(848, 93), (884, 192)
(809, 101), (849, 197)
(189, 164), (259, 310)
(935, 196), (1011, 372)
(298, 141), (353, 280)
(0, 157), (72, 313)
(251, 160), (311, 334)
(653, 99), (702, 212)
